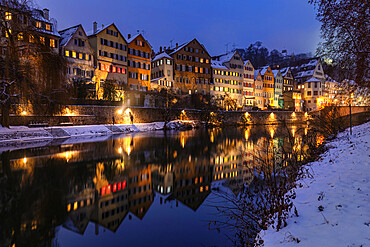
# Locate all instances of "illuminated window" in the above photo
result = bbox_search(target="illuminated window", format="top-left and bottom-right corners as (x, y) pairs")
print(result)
(5, 29), (11, 38)
(73, 202), (78, 210)
(85, 54), (89, 60)
(50, 39), (55, 48)
(79, 53), (83, 59)
(36, 21), (41, 28)
(65, 50), (70, 57)
(200, 186), (203, 192)
(45, 24), (51, 31)
(200, 58), (204, 63)
(40, 36), (45, 45)
(67, 204), (71, 212)
(29, 35), (35, 43)
(72, 51), (77, 58)
(18, 33), (23, 40)
(5, 12), (12, 20)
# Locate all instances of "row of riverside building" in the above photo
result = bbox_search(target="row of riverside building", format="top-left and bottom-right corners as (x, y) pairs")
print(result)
(3, 7), (340, 112)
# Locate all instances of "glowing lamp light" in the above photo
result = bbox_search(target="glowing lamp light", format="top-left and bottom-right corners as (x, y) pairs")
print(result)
(269, 112), (275, 119)
(23, 157), (27, 164)
(304, 112), (308, 117)
(125, 108), (132, 115)
(181, 110), (186, 115)
(118, 147), (123, 154)
(117, 109), (123, 115)
(270, 129), (275, 138)
(245, 112), (249, 118)
(292, 112), (296, 117)
(21, 111), (27, 115)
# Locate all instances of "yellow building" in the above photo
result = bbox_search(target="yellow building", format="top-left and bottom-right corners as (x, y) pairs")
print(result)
(88, 22), (128, 100)
(254, 70), (264, 109)
(260, 66), (274, 108)
(127, 33), (152, 91)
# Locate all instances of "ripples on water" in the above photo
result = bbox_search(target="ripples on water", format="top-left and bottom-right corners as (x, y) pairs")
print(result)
(0, 125), (311, 247)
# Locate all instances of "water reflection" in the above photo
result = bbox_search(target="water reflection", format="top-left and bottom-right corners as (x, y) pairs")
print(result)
(0, 125), (311, 246)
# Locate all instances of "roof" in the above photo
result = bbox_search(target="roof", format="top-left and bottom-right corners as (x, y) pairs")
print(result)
(271, 69), (281, 77)
(305, 77), (322, 83)
(127, 33), (140, 44)
(213, 51), (236, 64)
(31, 9), (60, 37)
(244, 60), (253, 67)
(152, 52), (173, 61)
(169, 41), (191, 55)
(59, 25), (79, 47)
(296, 69), (315, 78)
(280, 67), (291, 77)
(259, 66), (270, 76)
(211, 60), (228, 70)
(254, 70), (260, 80)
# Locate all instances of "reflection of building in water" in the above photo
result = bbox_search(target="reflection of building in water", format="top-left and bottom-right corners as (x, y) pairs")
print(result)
(172, 156), (212, 211)
(127, 165), (153, 219)
(91, 161), (129, 233)
(64, 179), (95, 234)
(151, 164), (173, 195)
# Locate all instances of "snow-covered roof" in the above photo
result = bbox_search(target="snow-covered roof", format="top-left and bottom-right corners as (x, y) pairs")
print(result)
(214, 51), (236, 64)
(244, 60), (252, 67)
(87, 23), (114, 36)
(271, 69), (281, 77)
(152, 52), (173, 61)
(127, 33), (140, 44)
(305, 77), (322, 83)
(151, 76), (165, 82)
(259, 66), (270, 76)
(169, 41), (191, 55)
(59, 25), (79, 47)
(254, 70), (260, 80)
(211, 60), (228, 70)
(31, 9), (60, 37)
(296, 70), (315, 78)
(280, 67), (290, 77)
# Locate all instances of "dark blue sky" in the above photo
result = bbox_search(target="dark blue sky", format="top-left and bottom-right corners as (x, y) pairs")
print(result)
(35, 0), (320, 56)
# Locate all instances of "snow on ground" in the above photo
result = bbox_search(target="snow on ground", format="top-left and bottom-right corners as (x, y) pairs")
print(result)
(259, 122), (370, 247)
(0, 121), (196, 145)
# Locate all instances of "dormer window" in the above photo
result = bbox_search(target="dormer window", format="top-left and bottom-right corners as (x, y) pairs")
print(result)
(45, 24), (51, 31)
(36, 21), (41, 28)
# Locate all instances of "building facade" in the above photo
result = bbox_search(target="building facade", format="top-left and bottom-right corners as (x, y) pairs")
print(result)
(243, 60), (255, 109)
(272, 70), (283, 108)
(210, 51), (244, 109)
(260, 66), (274, 108)
(59, 24), (95, 85)
(167, 39), (212, 95)
(293, 59), (326, 111)
(254, 70), (264, 109)
(88, 23), (128, 100)
(127, 33), (151, 91)
(150, 50), (174, 91)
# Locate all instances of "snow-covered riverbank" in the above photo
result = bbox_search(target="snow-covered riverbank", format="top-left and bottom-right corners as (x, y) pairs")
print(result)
(259, 122), (370, 246)
(0, 120), (197, 151)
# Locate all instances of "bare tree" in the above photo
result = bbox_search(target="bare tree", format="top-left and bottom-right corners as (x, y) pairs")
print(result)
(0, 0), (67, 127)
(309, 0), (369, 88)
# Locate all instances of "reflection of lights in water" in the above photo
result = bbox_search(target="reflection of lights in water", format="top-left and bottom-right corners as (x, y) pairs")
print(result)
(64, 108), (75, 116)
(292, 128), (296, 137)
(305, 112), (308, 117)
(181, 135), (186, 148)
(269, 112), (275, 119)
(21, 110), (27, 115)
(270, 129), (275, 138)
(292, 112), (296, 118)
(305, 128), (308, 135)
(245, 112), (249, 117)
(118, 147), (123, 154)
(122, 137), (133, 155)
(23, 157), (27, 164)
(244, 128), (250, 140)
(117, 109), (123, 114)
(210, 132), (214, 143)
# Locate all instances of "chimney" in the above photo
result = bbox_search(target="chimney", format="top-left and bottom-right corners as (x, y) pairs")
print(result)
(128, 34), (131, 39)
(160, 46), (162, 52)
(164, 46), (166, 51)
(93, 22), (97, 34)
(176, 43), (178, 49)
(43, 8), (49, 20)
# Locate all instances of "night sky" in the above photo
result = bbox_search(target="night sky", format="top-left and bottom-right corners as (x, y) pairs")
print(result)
(34, 0), (321, 56)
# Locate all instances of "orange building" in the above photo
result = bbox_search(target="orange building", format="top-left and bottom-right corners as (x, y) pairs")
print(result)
(127, 33), (152, 91)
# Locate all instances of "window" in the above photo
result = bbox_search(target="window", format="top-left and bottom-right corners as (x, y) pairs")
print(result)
(40, 36), (45, 45)
(5, 12), (12, 20)
(166, 59), (171, 65)
(45, 24), (51, 31)
(85, 54), (90, 60)
(36, 21), (42, 28)
(307, 91), (312, 96)
(72, 51), (77, 58)
(50, 39), (56, 48)
(79, 53), (83, 59)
